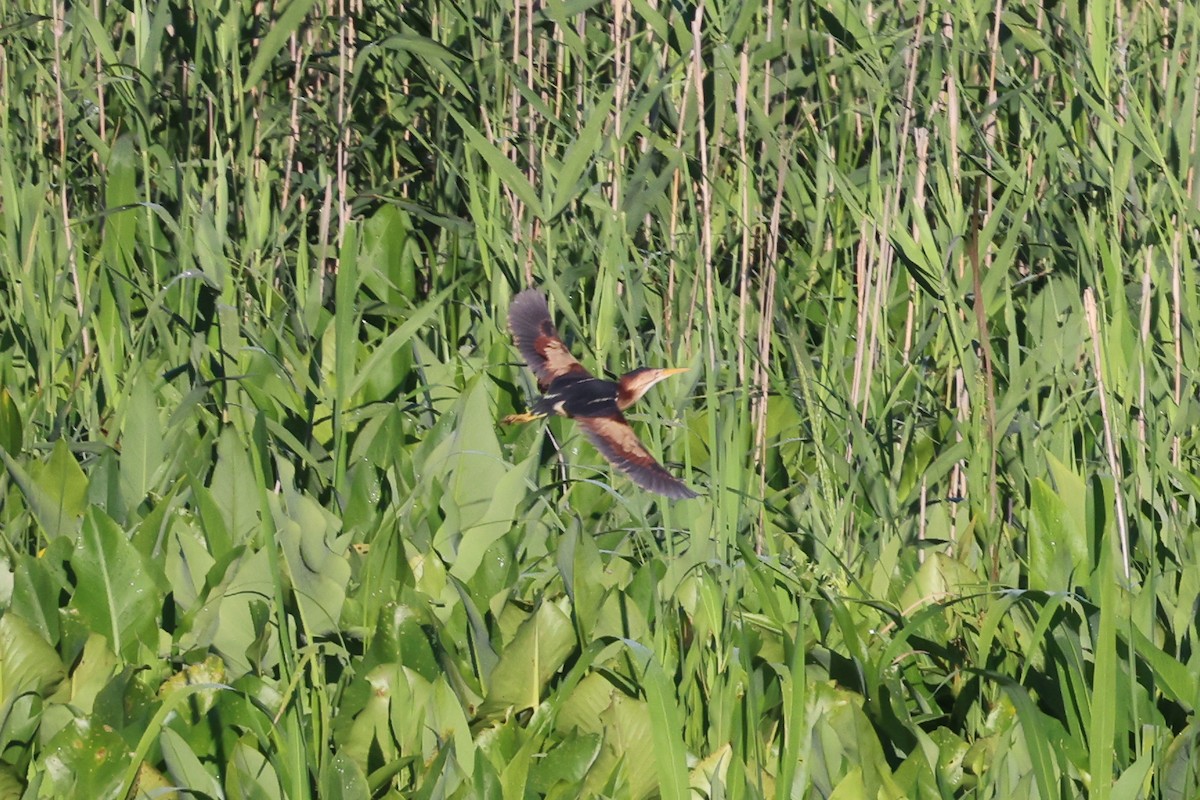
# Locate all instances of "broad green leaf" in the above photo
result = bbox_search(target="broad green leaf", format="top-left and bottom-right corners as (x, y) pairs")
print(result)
(66, 635), (120, 715)
(480, 601), (576, 715)
(342, 452), (385, 535)
(410, 742), (454, 800)
(892, 732), (942, 798)
(2, 438), (88, 541)
(207, 428), (261, 546)
(361, 205), (417, 307)
(1110, 747), (1154, 800)
(629, 642), (689, 800)
(189, 478), (233, 560)
(129, 473), (181, 556)
(528, 730), (602, 794)
(829, 768), (882, 800)
(276, 493), (349, 637)
(0, 613), (66, 724)
(427, 677), (476, 779)
(446, 449), (536, 581)
(337, 664), (405, 771)
(1161, 725), (1200, 799)
(0, 388), (21, 453)
(557, 673), (658, 799)
(393, 609), (441, 682)
(132, 763), (176, 800)
(493, 724), (533, 800)
(164, 521), (216, 614)
(1028, 476), (1088, 589)
(559, 523), (608, 639)
(898, 552), (983, 613)
(1129, 625), (1197, 710)
(68, 507), (160, 661)
(10, 553), (62, 643)
(347, 281), (460, 399)
(41, 716), (129, 799)
(115, 679), (234, 800)
(227, 738), (283, 800)
(101, 134), (137, 288)
(319, 752), (370, 800)
(0, 765), (23, 799)
(202, 551), (277, 679)
(239, 349), (303, 422)
(997, 678), (1060, 800)
(1045, 452), (1088, 557)
(119, 375), (164, 510)
(807, 684), (904, 798)
(432, 376), (509, 575)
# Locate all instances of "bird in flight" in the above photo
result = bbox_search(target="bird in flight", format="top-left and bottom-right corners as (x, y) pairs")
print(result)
(502, 289), (698, 499)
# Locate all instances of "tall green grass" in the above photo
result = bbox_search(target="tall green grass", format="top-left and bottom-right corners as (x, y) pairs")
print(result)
(0, 0), (1197, 797)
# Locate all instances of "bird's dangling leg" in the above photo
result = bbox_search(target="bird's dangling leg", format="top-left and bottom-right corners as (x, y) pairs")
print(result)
(502, 411), (546, 425)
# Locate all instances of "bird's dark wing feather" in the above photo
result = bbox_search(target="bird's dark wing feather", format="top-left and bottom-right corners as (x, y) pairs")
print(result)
(509, 289), (590, 390)
(575, 414), (698, 500)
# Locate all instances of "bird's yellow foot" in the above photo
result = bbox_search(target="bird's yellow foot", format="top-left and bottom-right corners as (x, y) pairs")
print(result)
(502, 412), (545, 424)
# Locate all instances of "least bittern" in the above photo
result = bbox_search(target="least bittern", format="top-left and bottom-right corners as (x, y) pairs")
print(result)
(502, 289), (698, 500)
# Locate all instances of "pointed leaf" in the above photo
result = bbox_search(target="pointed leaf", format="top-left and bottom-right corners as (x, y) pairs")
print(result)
(0, 613), (66, 716)
(433, 377), (511, 575)
(481, 602), (576, 715)
(630, 642), (689, 800)
(208, 427), (261, 546)
(68, 507), (160, 660)
(548, 86), (615, 220)
(347, 281), (459, 399)
(1029, 476), (1088, 589)
(2, 438), (88, 540)
(42, 717), (129, 799)
(277, 494), (349, 637)
(9, 554), (62, 643)
(160, 727), (224, 799)
(0, 388), (21, 454)
(119, 375), (164, 509)
(529, 730), (602, 793)
(444, 106), (543, 218)
(319, 751), (370, 800)
(244, 0), (320, 89)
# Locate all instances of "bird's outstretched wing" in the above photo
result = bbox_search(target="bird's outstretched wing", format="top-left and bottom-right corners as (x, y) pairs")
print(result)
(575, 414), (699, 500)
(508, 289), (590, 390)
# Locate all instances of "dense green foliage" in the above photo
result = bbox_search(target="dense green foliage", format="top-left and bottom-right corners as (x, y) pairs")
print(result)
(1, 0), (1198, 797)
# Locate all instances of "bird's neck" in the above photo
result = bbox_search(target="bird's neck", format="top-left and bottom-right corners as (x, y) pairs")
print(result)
(616, 385), (646, 410)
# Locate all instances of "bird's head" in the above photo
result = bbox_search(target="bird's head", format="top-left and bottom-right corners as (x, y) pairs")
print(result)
(616, 366), (689, 409)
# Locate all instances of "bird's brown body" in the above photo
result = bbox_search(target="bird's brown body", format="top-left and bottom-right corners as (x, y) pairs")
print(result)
(503, 289), (698, 500)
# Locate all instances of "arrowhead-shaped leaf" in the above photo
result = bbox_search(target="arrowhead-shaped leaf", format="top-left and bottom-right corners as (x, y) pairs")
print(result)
(68, 507), (160, 660)
(277, 493), (350, 637)
(2, 438), (88, 541)
(119, 375), (164, 509)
